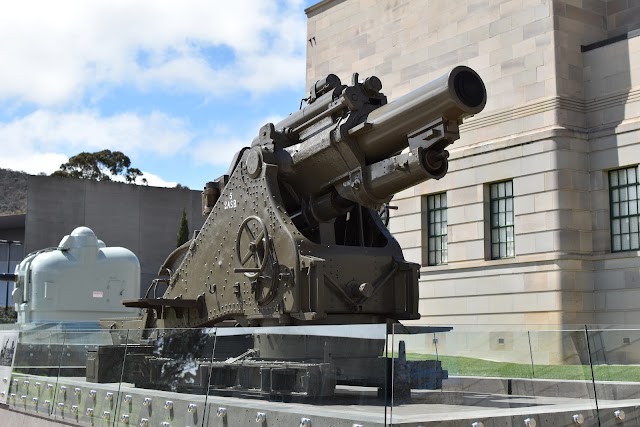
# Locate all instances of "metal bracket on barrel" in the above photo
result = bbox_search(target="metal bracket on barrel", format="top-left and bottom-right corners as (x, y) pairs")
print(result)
(407, 118), (459, 151)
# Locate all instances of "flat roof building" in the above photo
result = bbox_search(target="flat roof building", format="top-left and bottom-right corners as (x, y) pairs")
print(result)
(0, 175), (205, 303)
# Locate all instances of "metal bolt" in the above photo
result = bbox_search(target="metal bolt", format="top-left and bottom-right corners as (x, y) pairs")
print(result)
(89, 389), (97, 399)
(472, 423), (485, 427)
(85, 407), (94, 416)
(301, 418), (312, 427)
(160, 423), (171, 427)
(573, 414), (584, 425)
(358, 282), (373, 297)
(59, 385), (67, 396)
(2, 377), (6, 383)
(123, 394), (133, 403)
(614, 410), (625, 421)
(216, 407), (227, 418)
(187, 403), (197, 413)
(74, 387), (81, 396)
(43, 399), (50, 407)
(120, 414), (130, 424)
(256, 412), (267, 423)
(143, 397), (152, 407)
(102, 411), (110, 420)
(105, 392), (113, 401)
(71, 405), (78, 414)
(32, 397), (38, 404)
(524, 418), (536, 427)
(164, 400), (173, 409)
(139, 418), (149, 427)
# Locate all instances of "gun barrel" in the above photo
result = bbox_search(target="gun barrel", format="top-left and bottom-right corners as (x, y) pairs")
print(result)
(275, 74), (342, 132)
(356, 66), (486, 163)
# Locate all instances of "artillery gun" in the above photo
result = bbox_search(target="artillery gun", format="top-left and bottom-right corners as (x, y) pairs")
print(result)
(121, 66), (486, 330)
(101, 66), (486, 399)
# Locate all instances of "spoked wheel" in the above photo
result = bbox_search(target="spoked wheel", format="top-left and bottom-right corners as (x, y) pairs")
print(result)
(234, 215), (279, 306)
(234, 216), (270, 278)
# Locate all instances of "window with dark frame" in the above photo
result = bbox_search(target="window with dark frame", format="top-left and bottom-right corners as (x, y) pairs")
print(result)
(489, 180), (514, 259)
(427, 192), (448, 265)
(609, 166), (640, 252)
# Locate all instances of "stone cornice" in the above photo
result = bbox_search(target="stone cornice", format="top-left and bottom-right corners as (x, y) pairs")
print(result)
(449, 126), (585, 159)
(305, 0), (344, 17)
(460, 86), (640, 133)
(461, 98), (564, 132)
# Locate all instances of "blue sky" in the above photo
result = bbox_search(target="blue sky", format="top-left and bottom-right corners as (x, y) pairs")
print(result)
(0, 0), (318, 189)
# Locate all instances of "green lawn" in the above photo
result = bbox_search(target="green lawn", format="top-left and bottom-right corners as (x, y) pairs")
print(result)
(403, 353), (640, 382)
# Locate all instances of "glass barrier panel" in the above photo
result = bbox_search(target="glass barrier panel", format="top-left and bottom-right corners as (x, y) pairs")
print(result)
(0, 329), (18, 406)
(9, 324), (68, 419)
(0, 323), (23, 332)
(528, 327), (598, 425)
(115, 327), (216, 427)
(51, 328), (119, 425)
(391, 324), (540, 426)
(204, 324), (389, 427)
(3, 323), (623, 426)
(586, 326), (640, 425)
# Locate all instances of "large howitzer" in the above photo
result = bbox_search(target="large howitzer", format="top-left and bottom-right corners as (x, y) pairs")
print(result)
(123, 66), (486, 330)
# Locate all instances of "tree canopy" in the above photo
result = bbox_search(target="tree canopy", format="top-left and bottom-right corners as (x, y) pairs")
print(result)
(52, 150), (146, 184)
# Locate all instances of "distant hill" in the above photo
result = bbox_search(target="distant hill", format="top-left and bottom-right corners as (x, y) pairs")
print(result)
(0, 168), (28, 215)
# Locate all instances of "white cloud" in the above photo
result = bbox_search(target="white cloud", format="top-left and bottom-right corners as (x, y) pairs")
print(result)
(138, 171), (177, 188)
(0, 152), (69, 176)
(0, 110), (193, 174)
(109, 170), (177, 188)
(0, 0), (307, 106)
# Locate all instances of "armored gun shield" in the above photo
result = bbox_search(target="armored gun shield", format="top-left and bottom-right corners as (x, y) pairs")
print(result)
(125, 66), (486, 328)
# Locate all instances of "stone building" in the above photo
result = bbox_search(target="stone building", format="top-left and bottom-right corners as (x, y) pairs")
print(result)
(305, 0), (640, 360)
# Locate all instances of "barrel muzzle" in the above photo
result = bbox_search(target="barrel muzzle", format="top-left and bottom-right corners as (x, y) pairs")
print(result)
(355, 65), (487, 164)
